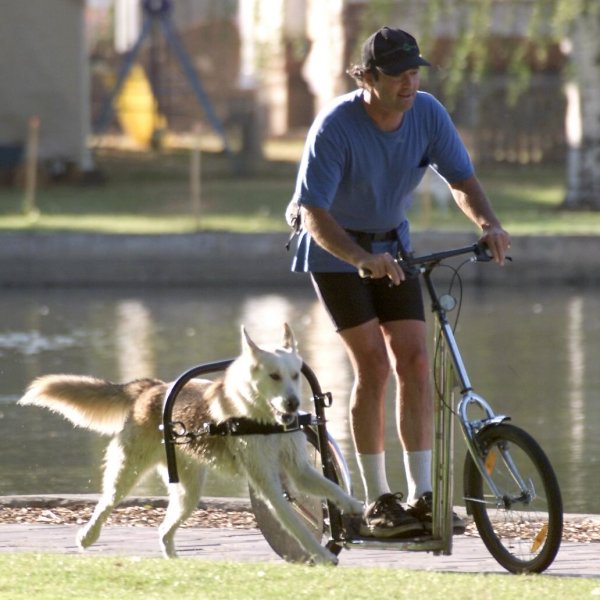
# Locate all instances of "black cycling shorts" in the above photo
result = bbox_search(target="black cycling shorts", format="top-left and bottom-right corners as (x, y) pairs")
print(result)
(311, 272), (425, 332)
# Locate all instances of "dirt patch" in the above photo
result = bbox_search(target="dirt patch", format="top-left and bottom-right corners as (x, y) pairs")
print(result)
(0, 503), (257, 530)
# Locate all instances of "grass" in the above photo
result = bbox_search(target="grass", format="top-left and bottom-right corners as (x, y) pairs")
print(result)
(2, 139), (600, 236)
(0, 145), (294, 234)
(0, 554), (598, 600)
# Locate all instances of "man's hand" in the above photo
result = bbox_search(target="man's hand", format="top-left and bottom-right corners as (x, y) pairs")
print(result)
(479, 225), (511, 266)
(357, 253), (405, 285)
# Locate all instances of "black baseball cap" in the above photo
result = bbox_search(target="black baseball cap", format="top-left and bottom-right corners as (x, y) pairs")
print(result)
(362, 27), (431, 75)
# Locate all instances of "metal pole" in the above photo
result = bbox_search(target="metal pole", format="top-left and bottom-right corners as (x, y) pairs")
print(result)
(94, 16), (152, 133)
(23, 116), (40, 217)
(431, 329), (454, 555)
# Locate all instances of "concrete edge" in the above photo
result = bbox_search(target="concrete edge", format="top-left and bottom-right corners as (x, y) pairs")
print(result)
(2, 230), (600, 286)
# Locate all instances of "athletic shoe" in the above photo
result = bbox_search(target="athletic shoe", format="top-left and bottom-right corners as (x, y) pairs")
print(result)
(406, 491), (466, 535)
(359, 492), (424, 538)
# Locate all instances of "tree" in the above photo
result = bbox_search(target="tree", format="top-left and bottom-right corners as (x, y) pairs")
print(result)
(562, 6), (600, 208)
(450, 0), (600, 209)
(362, 0), (600, 210)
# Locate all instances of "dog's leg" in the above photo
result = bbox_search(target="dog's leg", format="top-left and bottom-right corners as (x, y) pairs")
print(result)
(285, 436), (363, 515)
(77, 432), (159, 551)
(243, 446), (339, 566)
(288, 463), (364, 514)
(157, 456), (207, 559)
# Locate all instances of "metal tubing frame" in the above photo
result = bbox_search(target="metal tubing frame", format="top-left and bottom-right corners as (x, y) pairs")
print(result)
(94, 2), (235, 167)
(422, 267), (514, 513)
(160, 245), (521, 558)
(162, 358), (234, 483)
(431, 326), (454, 555)
(161, 359), (349, 486)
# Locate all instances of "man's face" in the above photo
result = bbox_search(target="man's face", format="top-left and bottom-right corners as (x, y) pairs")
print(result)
(368, 68), (421, 113)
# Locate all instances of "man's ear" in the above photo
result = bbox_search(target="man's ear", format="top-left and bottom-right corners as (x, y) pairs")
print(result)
(363, 67), (378, 88)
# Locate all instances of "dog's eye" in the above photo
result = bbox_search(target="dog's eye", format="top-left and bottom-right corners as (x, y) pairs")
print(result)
(292, 372), (300, 381)
(269, 373), (281, 381)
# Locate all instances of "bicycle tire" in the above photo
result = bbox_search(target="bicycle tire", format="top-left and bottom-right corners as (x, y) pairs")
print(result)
(463, 422), (563, 573)
(248, 426), (351, 563)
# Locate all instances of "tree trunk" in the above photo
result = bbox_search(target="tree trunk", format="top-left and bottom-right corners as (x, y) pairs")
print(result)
(563, 11), (600, 209)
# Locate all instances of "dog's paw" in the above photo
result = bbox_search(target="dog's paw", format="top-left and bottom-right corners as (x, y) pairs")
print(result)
(339, 497), (364, 515)
(309, 548), (339, 566)
(159, 537), (178, 559)
(76, 527), (97, 550)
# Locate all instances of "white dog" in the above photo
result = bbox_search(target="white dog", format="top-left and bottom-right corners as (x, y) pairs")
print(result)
(18, 324), (363, 564)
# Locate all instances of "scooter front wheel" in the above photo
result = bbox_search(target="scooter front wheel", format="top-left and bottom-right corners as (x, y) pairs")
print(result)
(463, 422), (563, 573)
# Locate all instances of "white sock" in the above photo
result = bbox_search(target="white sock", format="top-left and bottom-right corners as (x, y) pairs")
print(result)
(356, 452), (391, 504)
(403, 450), (432, 505)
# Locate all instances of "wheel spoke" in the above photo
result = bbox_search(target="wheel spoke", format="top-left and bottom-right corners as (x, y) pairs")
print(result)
(464, 423), (562, 573)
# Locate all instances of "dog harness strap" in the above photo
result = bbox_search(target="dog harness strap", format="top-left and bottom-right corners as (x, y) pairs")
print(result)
(206, 413), (313, 436)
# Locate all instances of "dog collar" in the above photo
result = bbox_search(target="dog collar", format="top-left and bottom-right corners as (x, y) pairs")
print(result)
(202, 413), (313, 436)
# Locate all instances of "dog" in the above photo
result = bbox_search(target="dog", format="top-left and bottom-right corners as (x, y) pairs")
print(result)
(18, 323), (363, 564)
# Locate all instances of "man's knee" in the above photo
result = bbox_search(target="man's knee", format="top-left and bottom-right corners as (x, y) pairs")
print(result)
(356, 344), (391, 382)
(395, 347), (430, 382)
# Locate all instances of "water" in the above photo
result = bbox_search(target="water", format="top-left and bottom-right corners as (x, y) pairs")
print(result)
(1, 282), (599, 515)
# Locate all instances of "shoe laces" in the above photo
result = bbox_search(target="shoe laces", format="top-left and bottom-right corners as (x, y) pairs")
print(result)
(373, 492), (406, 517)
(417, 491), (433, 510)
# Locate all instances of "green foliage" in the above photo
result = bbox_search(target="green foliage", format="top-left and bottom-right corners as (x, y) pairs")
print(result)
(356, 0), (592, 107)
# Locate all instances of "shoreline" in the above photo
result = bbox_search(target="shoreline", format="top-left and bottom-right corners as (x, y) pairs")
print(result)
(2, 230), (600, 287)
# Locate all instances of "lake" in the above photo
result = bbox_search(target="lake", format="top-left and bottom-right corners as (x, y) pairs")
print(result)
(1, 281), (598, 514)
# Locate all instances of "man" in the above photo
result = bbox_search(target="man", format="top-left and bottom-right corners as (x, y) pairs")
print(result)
(287, 27), (510, 538)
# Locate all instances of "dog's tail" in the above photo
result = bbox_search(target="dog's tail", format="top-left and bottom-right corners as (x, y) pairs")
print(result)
(18, 374), (162, 435)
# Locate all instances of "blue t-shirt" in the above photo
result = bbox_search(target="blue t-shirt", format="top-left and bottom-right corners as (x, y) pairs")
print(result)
(291, 89), (473, 272)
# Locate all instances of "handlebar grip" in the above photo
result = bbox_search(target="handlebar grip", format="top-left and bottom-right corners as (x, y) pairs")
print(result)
(473, 242), (493, 262)
(474, 242), (512, 263)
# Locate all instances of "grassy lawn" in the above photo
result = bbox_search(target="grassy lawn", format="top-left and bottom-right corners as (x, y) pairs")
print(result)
(1, 141), (599, 235)
(0, 554), (598, 600)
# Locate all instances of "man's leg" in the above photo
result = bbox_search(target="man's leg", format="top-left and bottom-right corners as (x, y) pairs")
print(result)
(338, 318), (390, 455)
(310, 272), (424, 536)
(338, 319), (423, 537)
(381, 319), (465, 533)
(381, 319), (433, 504)
(338, 319), (390, 501)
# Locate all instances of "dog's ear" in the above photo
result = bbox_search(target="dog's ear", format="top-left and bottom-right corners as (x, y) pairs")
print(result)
(241, 325), (261, 357)
(282, 323), (297, 351)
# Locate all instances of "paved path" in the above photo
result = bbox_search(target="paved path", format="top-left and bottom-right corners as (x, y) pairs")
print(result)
(1, 522), (599, 577)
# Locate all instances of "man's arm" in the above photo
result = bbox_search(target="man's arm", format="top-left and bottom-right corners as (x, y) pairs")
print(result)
(301, 205), (405, 284)
(449, 175), (511, 265)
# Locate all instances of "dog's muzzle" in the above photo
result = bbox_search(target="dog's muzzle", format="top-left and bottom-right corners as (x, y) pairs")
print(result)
(274, 394), (300, 426)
